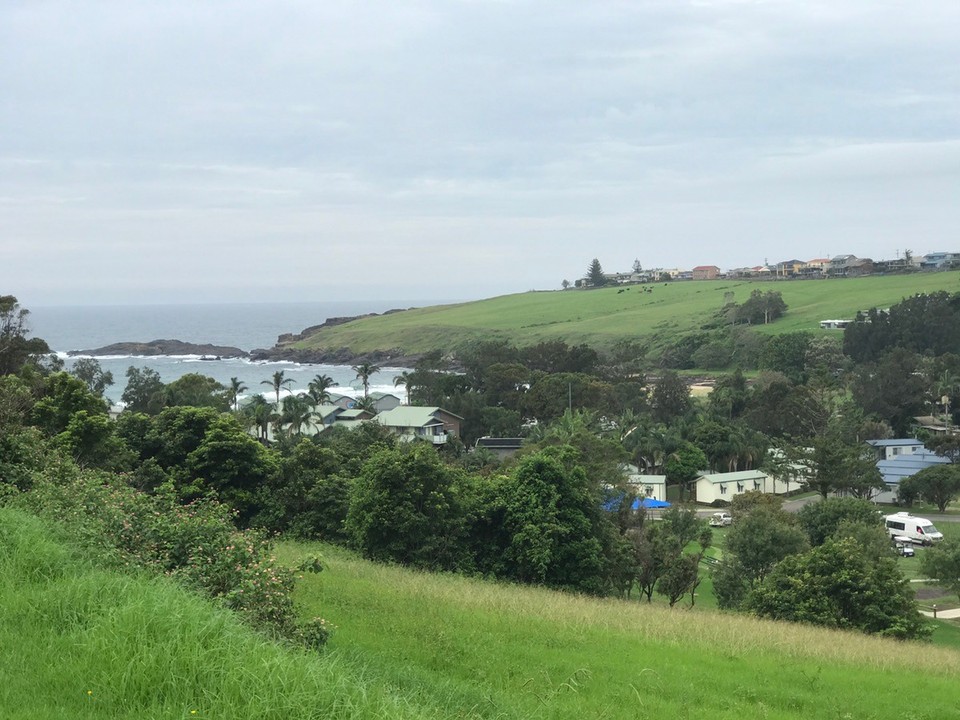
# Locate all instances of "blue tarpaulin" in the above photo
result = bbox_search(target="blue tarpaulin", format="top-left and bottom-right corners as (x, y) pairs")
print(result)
(602, 494), (672, 511)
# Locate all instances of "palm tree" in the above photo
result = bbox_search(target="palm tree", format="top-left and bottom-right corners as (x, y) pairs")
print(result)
(354, 394), (378, 414)
(229, 377), (247, 412)
(280, 393), (315, 436)
(261, 370), (294, 404)
(307, 374), (336, 407)
(352, 362), (381, 398)
(242, 395), (274, 442)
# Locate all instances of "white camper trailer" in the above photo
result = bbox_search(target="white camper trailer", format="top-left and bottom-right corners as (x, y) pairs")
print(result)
(884, 512), (943, 546)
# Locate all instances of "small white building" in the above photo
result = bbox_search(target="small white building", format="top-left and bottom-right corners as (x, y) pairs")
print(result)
(695, 467), (804, 504)
(622, 464), (667, 502)
(695, 469), (768, 504)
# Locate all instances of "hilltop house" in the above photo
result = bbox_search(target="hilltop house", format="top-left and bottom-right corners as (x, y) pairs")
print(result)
(920, 252), (960, 270)
(692, 265), (720, 281)
(375, 406), (463, 445)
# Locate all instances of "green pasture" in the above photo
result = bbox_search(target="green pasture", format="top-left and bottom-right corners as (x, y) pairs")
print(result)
(290, 272), (960, 355)
(278, 540), (960, 720)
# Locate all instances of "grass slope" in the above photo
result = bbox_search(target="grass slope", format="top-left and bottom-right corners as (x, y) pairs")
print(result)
(0, 508), (444, 720)
(280, 541), (960, 720)
(291, 272), (960, 355)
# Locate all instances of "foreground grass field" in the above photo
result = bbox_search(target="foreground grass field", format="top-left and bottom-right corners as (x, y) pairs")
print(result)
(287, 271), (960, 356)
(280, 541), (960, 720)
(7, 504), (960, 719)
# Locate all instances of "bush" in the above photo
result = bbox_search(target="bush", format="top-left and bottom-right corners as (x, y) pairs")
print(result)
(17, 465), (319, 645)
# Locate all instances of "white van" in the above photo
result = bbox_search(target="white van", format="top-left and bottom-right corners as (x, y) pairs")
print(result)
(884, 512), (944, 545)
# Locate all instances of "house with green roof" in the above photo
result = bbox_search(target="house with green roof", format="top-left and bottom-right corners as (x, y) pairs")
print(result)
(694, 467), (804, 504)
(374, 406), (463, 445)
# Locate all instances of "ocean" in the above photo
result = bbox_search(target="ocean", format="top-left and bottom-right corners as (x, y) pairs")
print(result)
(27, 301), (445, 405)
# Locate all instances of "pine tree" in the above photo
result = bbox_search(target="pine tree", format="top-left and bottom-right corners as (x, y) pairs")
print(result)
(586, 258), (606, 287)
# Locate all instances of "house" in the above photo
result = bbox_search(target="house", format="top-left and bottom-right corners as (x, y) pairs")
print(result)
(866, 438), (925, 462)
(313, 404), (346, 427)
(847, 258), (874, 277)
(369, 391), (401, 413)
(873, 449), (951, 504)
(913, 415), (960, 436)
(798, 258), (830, 278)
(695, 469), (770, 504)
(327, 392), (356, 409)
(920, 252), (960, 270)
(828, 255), (858, 277)
(775, 259), (805, 277)
(819, 319), (851, 329)
(336, 408), (375, 422)
(694, 464), (804, 504)
(622, 464), (667, 502)
(375, 406), (463, 445)
(474, 436), (524, 460)
(692, 265), (720, 281)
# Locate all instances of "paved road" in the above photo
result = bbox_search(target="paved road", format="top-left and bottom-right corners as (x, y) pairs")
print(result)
(920, 608), (960, 619)
(780, 494), (960, 522)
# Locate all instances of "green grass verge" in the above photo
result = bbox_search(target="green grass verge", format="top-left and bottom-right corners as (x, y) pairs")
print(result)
(278, 540), (960, 720)
(288, 272), (960, 355)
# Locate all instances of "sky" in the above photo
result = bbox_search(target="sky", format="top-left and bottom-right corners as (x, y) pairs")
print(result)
(2, 0), (959, 306)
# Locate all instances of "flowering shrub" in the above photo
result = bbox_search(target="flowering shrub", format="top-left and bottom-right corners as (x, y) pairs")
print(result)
(19, 466), (327, 647)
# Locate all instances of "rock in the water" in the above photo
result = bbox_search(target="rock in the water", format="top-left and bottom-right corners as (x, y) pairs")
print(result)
(68, 339), (249, 358)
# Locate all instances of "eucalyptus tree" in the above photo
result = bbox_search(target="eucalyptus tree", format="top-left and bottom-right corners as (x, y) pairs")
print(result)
(352, 362), (381, 398)
(261, 370), (294, 404)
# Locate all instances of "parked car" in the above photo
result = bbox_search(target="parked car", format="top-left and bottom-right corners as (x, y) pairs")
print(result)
(893, 536), (916, 557)
(884, 512), (943, 545)
(709, 512), (733, 527)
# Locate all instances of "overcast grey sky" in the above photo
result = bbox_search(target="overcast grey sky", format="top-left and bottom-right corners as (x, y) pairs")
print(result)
(2, 0), (958, 306)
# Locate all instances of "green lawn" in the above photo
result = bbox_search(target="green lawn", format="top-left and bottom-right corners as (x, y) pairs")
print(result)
(286, 272), (960, 355)
(276, 540), (960, 720)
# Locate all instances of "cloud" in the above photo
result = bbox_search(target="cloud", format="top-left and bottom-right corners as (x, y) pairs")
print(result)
(1, 1), (958, 304)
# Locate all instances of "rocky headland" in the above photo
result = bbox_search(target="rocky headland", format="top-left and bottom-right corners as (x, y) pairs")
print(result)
(250, 309), (420, 366)
(68, 339), (249, 359)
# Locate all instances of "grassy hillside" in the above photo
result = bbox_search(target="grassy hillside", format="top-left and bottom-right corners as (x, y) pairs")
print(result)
(7, 504), (959, 719)
(279, 541), (960, 720)
(289, 272), (960, 356)
(0, 508), (434, 720)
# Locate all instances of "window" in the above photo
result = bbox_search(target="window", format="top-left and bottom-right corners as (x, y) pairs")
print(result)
(753, 481), (761, 490)
(645, 486), (654, 497)
(887, 521), (905, 532)
(736, 483), (744, 492)
(719, 484), (727, 495)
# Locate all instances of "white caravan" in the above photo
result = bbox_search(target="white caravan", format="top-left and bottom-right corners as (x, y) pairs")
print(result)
(884, 512), (944, 545)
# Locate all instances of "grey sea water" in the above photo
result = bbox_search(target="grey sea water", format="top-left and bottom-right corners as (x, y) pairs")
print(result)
(28, 301), (446, 404)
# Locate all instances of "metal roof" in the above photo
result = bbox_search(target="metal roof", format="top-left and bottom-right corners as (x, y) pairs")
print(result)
(866, 438), (924, 448)
(698, 469), (768, 485)
(877, 450), (950, 484)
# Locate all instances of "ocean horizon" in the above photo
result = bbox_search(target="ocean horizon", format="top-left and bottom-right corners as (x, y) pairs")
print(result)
(27, 300), (458, 404)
